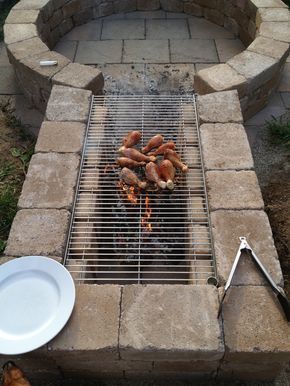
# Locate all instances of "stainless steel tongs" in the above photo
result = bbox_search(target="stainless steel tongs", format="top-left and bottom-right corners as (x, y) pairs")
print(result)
(218, 237), (290, 322)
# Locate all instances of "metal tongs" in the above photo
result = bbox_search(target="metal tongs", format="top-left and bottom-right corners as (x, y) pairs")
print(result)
(218, 237), (290, 322)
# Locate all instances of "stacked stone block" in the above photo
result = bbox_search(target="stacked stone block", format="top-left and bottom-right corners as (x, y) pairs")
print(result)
(3, 0), (290, 117)
(198, 90), (290, 381)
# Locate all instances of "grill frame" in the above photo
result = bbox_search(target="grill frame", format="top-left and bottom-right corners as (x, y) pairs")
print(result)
(64, 94), (217, 285)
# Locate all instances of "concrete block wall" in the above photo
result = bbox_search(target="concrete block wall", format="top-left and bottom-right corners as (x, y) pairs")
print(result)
(1, 86), (290, 382)
(3, 0), (290, 116)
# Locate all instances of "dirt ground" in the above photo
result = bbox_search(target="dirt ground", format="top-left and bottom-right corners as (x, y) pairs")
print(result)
(0, 99), (34, 253)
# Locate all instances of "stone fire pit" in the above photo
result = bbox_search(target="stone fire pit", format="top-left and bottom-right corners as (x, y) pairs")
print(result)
(1, 0), (290, 383)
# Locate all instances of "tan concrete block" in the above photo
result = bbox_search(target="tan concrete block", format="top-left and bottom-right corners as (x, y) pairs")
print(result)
(5, 9), (42, 24)
(247, 36), (290, 61)
(48, 285), (121, 360)
(228, 50), (279, 91)
(46, 85), (92, 122)
(200, 123), (254, 170)
(5, 209), (70, 256)
(18, 153), (80, 210)
(48, 9), (63, 29)
(6, 37), (48, 62)
(194, 0), (217, 9)
(153, 360), (218, 374)
(4, 23), (38, 44)
(160, 0), (183, 12)
(119, 285), (224, 361)
(259, 21), (290, 43)
(194, 64), (247, 98)
(222, 286), (290, 363)
(211, 210), (283, 286)
(35, 121), (85, 153)
(58, 17), (74, 37)
(62, 0), (81, 17)
(137, 0), (160, 10)
(114, 0), (137, 13)
(12, 0), (54, 20)
(198, 90), (243, 124)
(52, 62), (104, 93)
(204, 8), (224, 26)
(206, 170), (264, 210)
(256, 7), (290, 28)
(184, 2), (203, 17)
(250, 0), (288, 8)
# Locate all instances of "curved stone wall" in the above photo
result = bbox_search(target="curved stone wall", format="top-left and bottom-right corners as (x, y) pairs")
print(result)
(3, 0), (290, 116)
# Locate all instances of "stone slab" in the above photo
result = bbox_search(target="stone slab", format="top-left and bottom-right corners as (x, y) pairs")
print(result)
(215, 38), (245, 63)
(7, 37), (48, 61)
(46, 85), (91, 122)
(253, 0), (288, 6)
(188, 16), (234, 38)
(18, 153), (80, 209)
(49, 285), (121, 360)
(228, 50), (278, 91)
(52, 62), (104, 92)
(278, 63), (290, 92)
(198, 90), (243, 124)
(200, 123), (254, 170)
(206, 170), (264, 210)
(170, 39), (219, 63)
(123, 40), (170, 63)
(222, 286), (290, 362)
(256, 8), (290, 27)
(125, 10), (166, 18)
(247, 36), (289, 61)
(194, 63), (247, 97)
(35, 121), (85, 153)
(4, 23), (38, 44)
(5, 209), (70, 256)
(54, 40), (77, 61)
(62, 20), (102, 40)
(5, 9), (41, 24)
(102, 19), (145, 40)
(146, 19), (189, 39)
(259, 21), (290, 43)
(75, 40), (123, 64)
(119, 285), (224, 361)
(20, 50), (70, 81)
(211, 210), (283, 286)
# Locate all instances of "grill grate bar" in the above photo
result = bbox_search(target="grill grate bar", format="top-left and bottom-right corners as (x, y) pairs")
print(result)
(64, 95), (216, 285)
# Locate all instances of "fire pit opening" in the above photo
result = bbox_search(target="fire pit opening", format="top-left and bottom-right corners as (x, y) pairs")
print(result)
(64, 95), (216, 285)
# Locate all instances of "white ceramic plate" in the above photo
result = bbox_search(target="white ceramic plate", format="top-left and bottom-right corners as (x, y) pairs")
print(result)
(0, 256), (75, 355)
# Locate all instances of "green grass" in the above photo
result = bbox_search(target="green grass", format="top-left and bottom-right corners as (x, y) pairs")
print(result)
(0, 0), (19, 41)
(267, 115), (290, 149)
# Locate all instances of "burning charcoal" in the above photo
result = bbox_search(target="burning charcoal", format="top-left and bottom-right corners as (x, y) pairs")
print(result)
(118, 130), (142, 152)
(149, 141), (175, 156)
(121, 148), (156, 162)
(164, 149), (188, 173)
(117, 157), (145, 169)
(159, 159), (175, 190)
(145, 162), (167, 189)
(142, 134), (164, 153)
(120, 167), (147, 189)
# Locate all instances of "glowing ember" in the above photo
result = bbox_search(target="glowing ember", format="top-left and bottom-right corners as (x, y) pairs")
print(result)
(118, 181), (138, 205)
(141, 194), (152, 232)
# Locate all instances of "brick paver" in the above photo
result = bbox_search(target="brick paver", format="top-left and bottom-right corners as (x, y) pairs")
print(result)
(146, 19), (189, 39)
(123, 39), (170, 63)
(75, 40), (123, 64)
(102, 19), (145, 40)
(170, 39), (219, 63)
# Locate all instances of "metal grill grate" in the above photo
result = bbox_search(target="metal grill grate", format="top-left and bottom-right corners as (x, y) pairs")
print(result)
(64, 95), (216, 284)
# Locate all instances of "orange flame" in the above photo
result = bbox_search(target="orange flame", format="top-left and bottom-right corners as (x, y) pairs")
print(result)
(118, 181), (138, 205)
(141, 194), (152, 232)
